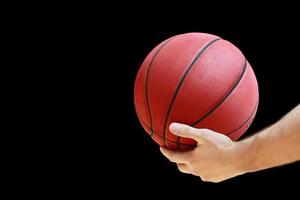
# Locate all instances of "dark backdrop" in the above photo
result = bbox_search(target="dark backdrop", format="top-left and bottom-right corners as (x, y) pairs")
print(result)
(95, 10), (300, 197)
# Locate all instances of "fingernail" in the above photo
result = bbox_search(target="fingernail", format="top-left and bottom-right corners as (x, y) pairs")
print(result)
(170, 123), (181, 132)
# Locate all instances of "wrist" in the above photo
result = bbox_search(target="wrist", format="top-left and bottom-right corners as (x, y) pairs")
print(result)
(234, 125), (276, 173)
(233, 136), (260, 174)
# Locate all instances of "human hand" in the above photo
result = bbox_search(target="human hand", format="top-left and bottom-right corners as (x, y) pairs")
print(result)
(160, 123), (248, 183)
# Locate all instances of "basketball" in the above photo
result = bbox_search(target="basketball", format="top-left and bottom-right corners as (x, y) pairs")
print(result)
(134, 32), (259, 151)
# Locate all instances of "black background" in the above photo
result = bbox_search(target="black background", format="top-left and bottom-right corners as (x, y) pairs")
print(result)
(6, 3), (300, 198)
(94, 7), (300, 197)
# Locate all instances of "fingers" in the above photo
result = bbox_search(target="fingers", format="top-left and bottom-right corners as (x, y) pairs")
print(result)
(176, 163), (192, 174)
(169, 123), (226, 144)
(160, 147), (191, 163)
(160, 148), (194, 174)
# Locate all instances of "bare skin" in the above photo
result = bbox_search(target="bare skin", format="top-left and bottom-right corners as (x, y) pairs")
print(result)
(160, 104), (300, 183)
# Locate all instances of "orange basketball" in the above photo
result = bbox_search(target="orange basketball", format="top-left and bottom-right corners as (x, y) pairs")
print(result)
(134, 33), (259, 151)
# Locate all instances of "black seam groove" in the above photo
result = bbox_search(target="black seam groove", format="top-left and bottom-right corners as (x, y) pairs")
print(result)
(176, 58), (248, 150)
(226, 98), (259, 136)
(161, 38), (221, 149)
(140, 96), (257, 146)
(145, 37), (176, 137)
(191, 59), (248, 127)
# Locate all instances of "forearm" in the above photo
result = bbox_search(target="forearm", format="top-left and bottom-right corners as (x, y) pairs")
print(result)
(238, 104), (300, 173)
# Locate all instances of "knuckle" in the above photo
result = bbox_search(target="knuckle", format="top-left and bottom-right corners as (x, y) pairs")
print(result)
(177, 166), (185, 173)
(200, 129), (210, 136)
(200, 175), (221, 183)
(189, 126), (199, 134)
(198, 172), (211, 182)
(201, 175), (209, 182)
(202, 128), (210, 132)
(177, 164), (185, 172)
(211, 179), (222, 183)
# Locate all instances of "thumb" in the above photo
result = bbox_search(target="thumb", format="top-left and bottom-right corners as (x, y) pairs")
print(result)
(169, 123), (226, 144)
